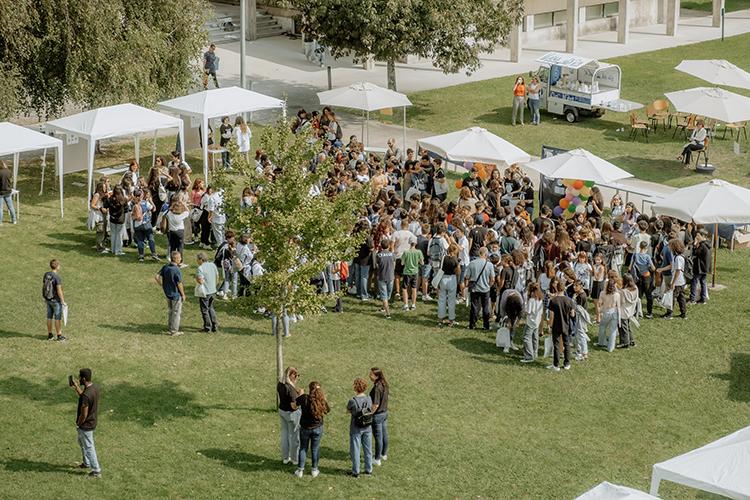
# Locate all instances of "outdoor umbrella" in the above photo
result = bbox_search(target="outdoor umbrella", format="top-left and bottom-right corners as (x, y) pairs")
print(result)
(651, 179), (750, 286)
(576, 481), (658, 500)
(316, 82), (412, 148)
(417, 127), (530, 166)
(523, 148), (633, 184)
(665, 87), (750, 125)
(675, 60), (750, 90)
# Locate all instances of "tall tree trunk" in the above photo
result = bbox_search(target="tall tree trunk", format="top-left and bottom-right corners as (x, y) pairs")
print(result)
(273, 309), (284, 383)
(387, 58), (397, 91)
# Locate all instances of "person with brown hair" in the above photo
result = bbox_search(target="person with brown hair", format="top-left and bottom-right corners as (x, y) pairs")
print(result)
(596, 277), (621, 352)
(667, 238), (687, 319)
(546, 280), (576, 371)
(278, 367), (302, 466)
(294, 381), (330, 478)
(369, 368), (390, 466)
(346, 377), (373, 478)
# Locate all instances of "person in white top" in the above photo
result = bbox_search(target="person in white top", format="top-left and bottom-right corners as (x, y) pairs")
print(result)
(166, 199), (189, 266)
(667, 238), (688, 319)
(207, 189), (226, 246)
(234, 116), (252, 161)
(678, 120), (707, 166)
(521, 283), (544, 362)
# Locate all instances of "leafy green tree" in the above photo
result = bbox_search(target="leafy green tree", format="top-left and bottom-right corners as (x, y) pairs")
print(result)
(0, 0), (210, 120)
(213, 121), (367, 381)
(295, 0), (524, 90)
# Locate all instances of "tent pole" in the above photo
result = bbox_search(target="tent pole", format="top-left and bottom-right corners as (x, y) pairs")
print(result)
(203, 117), (209, 183)
(12, 152), (19, 191)
(151, 130), (158, 168)
(39, 150), (46, 195)
(402, 107), (406, 156)
(712, 223), (718, 288)
(58, 146), (64, 218)
(134, 135), (140, 165)
(366, 110), (370, 146)
(87, 139), (96, 207)
(361, 110), (364, 143)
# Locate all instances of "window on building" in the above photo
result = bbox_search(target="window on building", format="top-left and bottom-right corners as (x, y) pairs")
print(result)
(603, 2), (619, 17)
(552, 10), (567, 26)
(534, 12), (553, 29)
(586, 5), (604, 20)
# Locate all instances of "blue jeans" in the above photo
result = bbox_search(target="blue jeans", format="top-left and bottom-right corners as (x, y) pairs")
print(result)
(372, 412), (389, 460)
(0, 194), (15, 223)
(438, 275), (457, 320)
(298, 425), (323, 471)
(134, 224), (156, 257)
(356, 264), (370, 299)
(378, 280), (393, 301)
(598, 309), (619, 352)
(77, 428), (100, 473)
(110, 222), (124, 254)
(349, 426), (372, 475)
(690, 273), (708, 302)
(529, 98), (540, 124)
(279, 409), (301, 461)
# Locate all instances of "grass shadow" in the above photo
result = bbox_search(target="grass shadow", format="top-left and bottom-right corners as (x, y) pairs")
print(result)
(1, 459), (80, 476)
(711, 352), (750, 403)
(101, 322), (170, 336)
(0, 329), (36, 339)
(319, 445), (350, 462)
(0, 377), (208, 427)
(199, 448), (345, 476)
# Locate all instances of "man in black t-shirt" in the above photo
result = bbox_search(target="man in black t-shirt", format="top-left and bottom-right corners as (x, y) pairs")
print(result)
(219, 116), (233, 168)
(468, 216), (488, 260)
(71, 368), (101, 478)
(43, 259), (66, 342)
(546, 281), (576, 371)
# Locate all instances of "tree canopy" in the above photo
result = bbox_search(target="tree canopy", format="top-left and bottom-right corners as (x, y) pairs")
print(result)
(0, 0), (209, 120)
(295, 0), (525, 89)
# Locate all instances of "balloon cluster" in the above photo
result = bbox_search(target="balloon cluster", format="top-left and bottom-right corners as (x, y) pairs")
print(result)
(455, 161), (492, 188)
(553, 179), (595, 219)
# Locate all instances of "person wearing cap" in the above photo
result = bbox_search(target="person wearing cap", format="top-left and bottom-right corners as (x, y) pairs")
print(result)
(70, 368), (101, 478)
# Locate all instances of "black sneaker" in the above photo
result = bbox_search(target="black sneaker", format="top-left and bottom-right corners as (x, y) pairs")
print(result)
(346, 471), (359, 478)
(47, 333), (54, 340)
(56, 335), (68, 342)
(88, 471), (101, 479)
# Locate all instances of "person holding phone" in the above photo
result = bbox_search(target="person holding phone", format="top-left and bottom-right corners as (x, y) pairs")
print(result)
(69, 368), (101, 478)
(512, 76), (526, 126)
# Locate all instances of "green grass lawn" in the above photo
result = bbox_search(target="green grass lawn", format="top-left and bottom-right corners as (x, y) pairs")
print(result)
(682, 0), (750, 12)
(405, 33), (750, 190)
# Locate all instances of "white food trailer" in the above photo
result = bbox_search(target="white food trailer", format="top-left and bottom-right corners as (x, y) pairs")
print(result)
(532, 52), (640, 123)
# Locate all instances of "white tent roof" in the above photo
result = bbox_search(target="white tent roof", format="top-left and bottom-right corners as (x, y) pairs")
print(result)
(650, 425), (750, 499)
(0, 122), (62, 155)
(158, 86), (284, 119)
(0, 122), (64, 217)
(46, 103), (182, 141)
(417, 127), (530, 166)
(665, 87), (750, 124)
(651, 179), (750, 224)
(576, 482), (658, 500)
(536, 52), (594, 70)
(675, 59), (750, 90)
(523, 148), (633, 184)
(317, 82), (412, 112)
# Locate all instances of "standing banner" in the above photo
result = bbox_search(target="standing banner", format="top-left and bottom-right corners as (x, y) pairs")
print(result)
(538, 145), (568, 210)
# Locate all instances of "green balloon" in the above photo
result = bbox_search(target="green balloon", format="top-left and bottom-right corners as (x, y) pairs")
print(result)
(567, 205), (576, 213)
(584, 181), (595, 187)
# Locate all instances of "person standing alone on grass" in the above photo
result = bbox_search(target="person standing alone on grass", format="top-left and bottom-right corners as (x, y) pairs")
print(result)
(195, 252), (219, 333)
(0, 160), (17, 224)
(70, 368), (101, 478)
(155, 251), (186, 337)
(511, 76), (526, 126)
(202, 43), (219, 90)
(43, 259), (66, 341)
(546, 280), (575, 371)
(527, 76), (541, 125)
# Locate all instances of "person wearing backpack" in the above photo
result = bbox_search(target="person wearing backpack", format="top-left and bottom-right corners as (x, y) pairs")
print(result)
(43, 259), (66, 341)
(346, 377), (373, 478)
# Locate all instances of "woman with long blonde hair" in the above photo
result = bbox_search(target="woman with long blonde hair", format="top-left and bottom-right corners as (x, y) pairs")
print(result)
(294, 381), (330, 478)
(234, 116), (251, 161)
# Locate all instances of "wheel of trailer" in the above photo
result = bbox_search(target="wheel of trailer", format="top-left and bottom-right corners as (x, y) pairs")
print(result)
(565, 109), (577, 123)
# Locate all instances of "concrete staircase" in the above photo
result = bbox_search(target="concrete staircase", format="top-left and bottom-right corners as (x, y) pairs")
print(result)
(205, 6), (285, 43)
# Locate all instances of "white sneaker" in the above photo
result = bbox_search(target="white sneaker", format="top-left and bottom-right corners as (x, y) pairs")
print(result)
(311, 468), (319, 478)
(294, 468), (303, 478)
(283, 458), (291, 465)
(503, 346), (510, 354)
(520, 358), (535, 363)
(290, 316), (298, 324)
(410, 304), (416, 310)
(563, 364), (571, 370)
(373, 459), (382, 466)
(547, 365), (561, 372)
(510, 343), (520, 351)
(423, 294), (433, 301)
(296, 314), (304, 321)
(401, 304), (409, 311)
(381, 455), (388, 461)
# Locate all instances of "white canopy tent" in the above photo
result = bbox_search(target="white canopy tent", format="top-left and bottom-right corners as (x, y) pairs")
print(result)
(45, 104), (184, 205)
(675, 59), (750, 90)
(650, 425), (750, 499)
(158, 86), (285, 181)
(0, 122), (64, 217)
(317, 82), (412, 149)
(651, 179), (750, 286)
(523, 148), (633, 184)
(417, 127), (530, 167)
(665, 87), (750, 124)
(576, 481), (658, 500)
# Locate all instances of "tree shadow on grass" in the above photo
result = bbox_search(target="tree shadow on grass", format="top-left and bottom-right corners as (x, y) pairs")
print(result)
(0, 329), (36, 340)
(100, 322), (170, 336)
(0, 377), (207, 426)
(711, 352), (750, 403)
(199, 448), (344, 476)
(1, 458), (80, 476)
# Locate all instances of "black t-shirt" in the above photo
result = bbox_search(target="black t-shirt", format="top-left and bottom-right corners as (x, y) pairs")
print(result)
(370, 382), (389, 414)
(77, 384), (99, 431)
(499, 266), (516, 293)
(103, 197), (127, 224)
(416, 235), (429, 261)
(376, 251), (395, 282)
(277, 382), (297, 412)
(357, 237), (373, 265)
(548, 295), (575, 334)
(469, 227), (488, 257)
(296, 394), (329, 429)
(520, 186), (534, 202)
(219, 123), (233, 147)
(442, 256), (459, 276)
(43, 271), (63, 301)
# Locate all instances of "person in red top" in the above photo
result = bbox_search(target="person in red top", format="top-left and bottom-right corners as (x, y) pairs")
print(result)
(512, 76), (526, 126)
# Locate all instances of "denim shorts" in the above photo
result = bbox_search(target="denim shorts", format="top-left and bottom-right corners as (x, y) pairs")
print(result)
(46, 300), (62, 320)
(402, 275), (418, 289)
(421, 264), (432, 279)
(378, 280), (394, 300)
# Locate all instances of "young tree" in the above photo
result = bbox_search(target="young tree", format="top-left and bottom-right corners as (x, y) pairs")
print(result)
(295, 0), (524, 91)
(0, 0), (209, 120)
(213, 121), (367, 381)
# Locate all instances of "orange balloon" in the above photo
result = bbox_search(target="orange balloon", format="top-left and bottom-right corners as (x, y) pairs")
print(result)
(559, 198), (570, 209)
(573, 180), (585, 190)
(455, 179), (463, 188)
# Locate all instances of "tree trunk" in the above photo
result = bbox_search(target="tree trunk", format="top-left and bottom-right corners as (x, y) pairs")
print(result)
(273, 309), (284, 383)
(387, 58), (397, 91)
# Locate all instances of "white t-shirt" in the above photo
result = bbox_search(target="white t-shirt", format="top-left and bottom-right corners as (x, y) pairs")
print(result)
(673, 254), (686, 287)
(207, 192), (226, 224)
(392, 229), (416, 258)
(197, 262), (219, 295)
(166, 211), (189, 231)
(235, 127), (252, 153)
(525, 298), (544, 329)
(458, 236), (470, 266)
